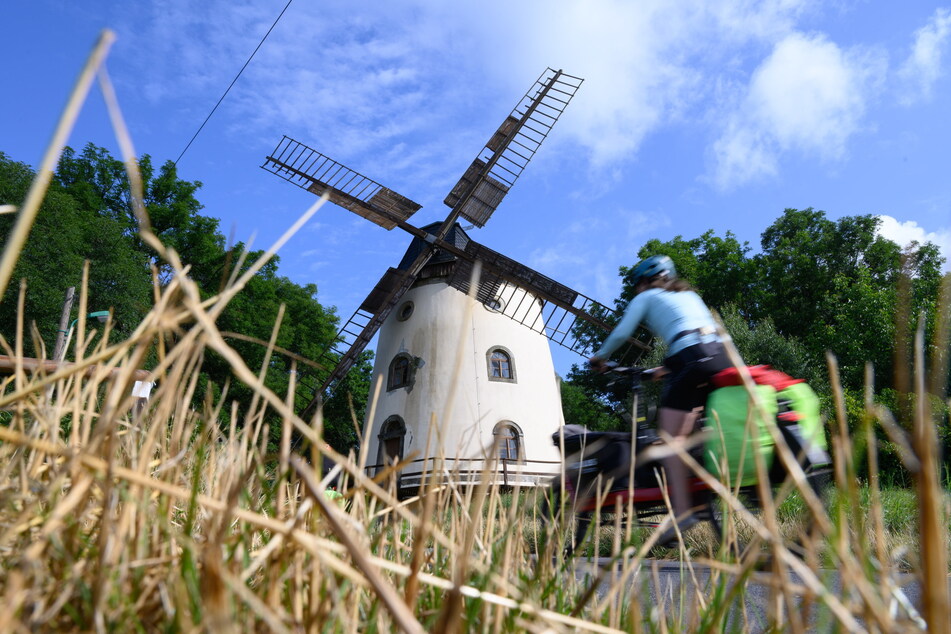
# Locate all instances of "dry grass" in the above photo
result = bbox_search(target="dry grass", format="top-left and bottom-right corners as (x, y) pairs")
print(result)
(0, 29), (949, 633)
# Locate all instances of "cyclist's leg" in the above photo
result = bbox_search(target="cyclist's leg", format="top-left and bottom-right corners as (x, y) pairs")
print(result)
(659, 406), (700, 520)
(656, 345), (730, 543)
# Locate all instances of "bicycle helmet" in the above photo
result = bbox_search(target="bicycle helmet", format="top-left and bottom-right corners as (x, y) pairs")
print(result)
(630, 255), (676, 285)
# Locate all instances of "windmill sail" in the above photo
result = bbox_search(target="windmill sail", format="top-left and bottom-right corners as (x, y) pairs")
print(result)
(294, 305), (374, 414)
(262, 137), (421, 230)
(444, 68), (583, 228)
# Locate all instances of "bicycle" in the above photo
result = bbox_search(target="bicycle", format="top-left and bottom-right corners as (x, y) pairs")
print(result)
(541, 365), (832, 556)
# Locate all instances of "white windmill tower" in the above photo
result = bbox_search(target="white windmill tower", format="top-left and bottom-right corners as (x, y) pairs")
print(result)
(262, 69), (651, 496)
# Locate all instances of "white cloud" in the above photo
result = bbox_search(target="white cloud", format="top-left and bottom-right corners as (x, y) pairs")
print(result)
(123, 0), (920, 199)
(711, 122), (779, 188)
(705, 0), (814, 40)
(876, 215), (951, 271)
(748, 35), (871, 152)
(898, 8), (951, 105)
(710, 32), (886, 189)
(128, 0), (825, 179)
(477, 0), (818, 167)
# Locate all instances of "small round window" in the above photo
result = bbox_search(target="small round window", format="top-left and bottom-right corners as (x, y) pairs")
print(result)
(484, 297), (503, 312)
(397, 301), (414, 321)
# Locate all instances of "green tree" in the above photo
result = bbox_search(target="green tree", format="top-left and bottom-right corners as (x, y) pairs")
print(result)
(321, 352), (374, 453)
(718, 304), (816, 384)
(754, 208), (944, 389)
(205, 252), (340, 422)
(0, 152), (152, 355)
(1, 146), (357, 448)
(629, 230), (755, 316)
(52, 145), (350, 432)
(559, 379), (626, 431)
(55, 145), (223, 284)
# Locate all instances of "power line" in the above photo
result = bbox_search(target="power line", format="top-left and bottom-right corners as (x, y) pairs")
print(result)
(175, 0), (295, 165)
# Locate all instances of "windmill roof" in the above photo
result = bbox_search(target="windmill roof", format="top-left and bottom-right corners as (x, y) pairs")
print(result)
(396, 222), (471, 270)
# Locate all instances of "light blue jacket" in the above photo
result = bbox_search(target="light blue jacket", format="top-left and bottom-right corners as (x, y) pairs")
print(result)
(595, 288), (721, 360)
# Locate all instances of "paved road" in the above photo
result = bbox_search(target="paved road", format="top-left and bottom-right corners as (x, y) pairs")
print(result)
(570, 558), (927, 632)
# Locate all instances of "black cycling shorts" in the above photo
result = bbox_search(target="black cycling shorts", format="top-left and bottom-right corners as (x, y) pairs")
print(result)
(661, 341), (731, 412)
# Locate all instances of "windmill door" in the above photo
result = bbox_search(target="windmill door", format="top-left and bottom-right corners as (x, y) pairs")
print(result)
(377, 416), (406, 488)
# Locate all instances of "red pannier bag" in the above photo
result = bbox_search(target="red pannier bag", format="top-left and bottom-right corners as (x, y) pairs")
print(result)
(711, 365), (804, 391)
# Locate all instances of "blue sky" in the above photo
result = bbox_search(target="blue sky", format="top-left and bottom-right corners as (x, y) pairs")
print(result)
(4, 0), (951, 374)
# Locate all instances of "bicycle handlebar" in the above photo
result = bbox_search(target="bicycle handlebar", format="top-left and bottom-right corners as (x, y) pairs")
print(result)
(605, 364), (660, 379)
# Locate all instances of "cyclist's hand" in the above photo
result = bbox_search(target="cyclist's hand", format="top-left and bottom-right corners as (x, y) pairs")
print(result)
(644, 366), (669, 381)
(588, 356), (609, 374)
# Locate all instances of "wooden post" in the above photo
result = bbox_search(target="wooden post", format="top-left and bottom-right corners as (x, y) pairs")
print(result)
(52, 286), (75, 363)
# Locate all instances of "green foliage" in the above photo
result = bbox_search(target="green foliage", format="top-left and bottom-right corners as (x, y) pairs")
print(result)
(628, 229), (756, 314)
(0, 145), (355, 442)
(55, 145), (224, 284)
(752, 208), (937, 389)
(718, 303), (816, 384)
(322, 351), (374, 453)
(559, 379), (624, 431)
(201, 251), (341, 422)
(0, 150), (152, 354)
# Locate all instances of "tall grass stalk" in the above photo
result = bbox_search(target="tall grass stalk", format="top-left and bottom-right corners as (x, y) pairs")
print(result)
(0, 28), (949, 632)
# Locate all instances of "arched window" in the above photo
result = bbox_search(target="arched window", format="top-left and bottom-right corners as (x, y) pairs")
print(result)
(377, 416), (406, 467)
(493, 422), (522, 462)
(388, 353), (415, 391)
(486, 347), (516, 383)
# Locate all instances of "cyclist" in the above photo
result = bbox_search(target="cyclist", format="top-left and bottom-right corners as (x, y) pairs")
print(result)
(588, 255), (732, 546)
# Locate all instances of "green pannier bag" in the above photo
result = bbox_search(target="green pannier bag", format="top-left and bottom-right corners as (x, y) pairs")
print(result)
(705, 385), (777, 487)
(777, 381), (830, 465)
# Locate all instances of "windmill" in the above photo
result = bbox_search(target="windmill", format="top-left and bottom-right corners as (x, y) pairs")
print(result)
(262, 68), (650, 494)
